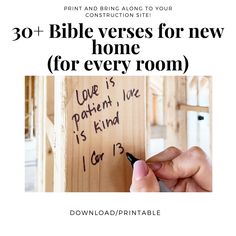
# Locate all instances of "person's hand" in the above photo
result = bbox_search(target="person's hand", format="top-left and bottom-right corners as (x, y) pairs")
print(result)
(130, 160), (160, 192)
(130, 146), (212, 192)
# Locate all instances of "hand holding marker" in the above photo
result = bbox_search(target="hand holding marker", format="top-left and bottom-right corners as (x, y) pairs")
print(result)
(126, 146), (212, 192)
(126, 152), (169, 192)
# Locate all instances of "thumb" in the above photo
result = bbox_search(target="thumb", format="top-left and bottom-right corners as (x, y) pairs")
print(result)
(130, 160), (160, 192)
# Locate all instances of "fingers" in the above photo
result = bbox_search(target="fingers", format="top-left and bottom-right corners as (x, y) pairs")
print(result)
(172, 178), (207, 192)
(129, 146), (212, 192)
(149, 146), (212, 191)
(130, 160), (160, 192)
(148, 146), (182, 162)
(146, 146), (182, 190)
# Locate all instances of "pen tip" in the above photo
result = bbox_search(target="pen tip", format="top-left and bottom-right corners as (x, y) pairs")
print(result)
(126, 152), (139, 167)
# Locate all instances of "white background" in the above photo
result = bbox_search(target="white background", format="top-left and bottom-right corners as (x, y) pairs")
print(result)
(0, 0), (236, 235)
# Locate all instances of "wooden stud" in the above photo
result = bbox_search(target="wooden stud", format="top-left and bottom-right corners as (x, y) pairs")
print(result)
(45, 136), (54, 192)
(53, 76), (66, 192)
(146, 77), (151, 157)
(45, 117), (55, 154)
(34, 76), (47, 191)
(65, 76), (146, 192)
(177, 77), (187, 150)
(28, 76), (34, 139)
(164, 76), (187, 150)
(45, 76), (55, 192)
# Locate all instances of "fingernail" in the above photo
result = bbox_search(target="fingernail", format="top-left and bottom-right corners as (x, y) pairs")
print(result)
(133, 160), (149, 180)
(147, 162), (162, 171)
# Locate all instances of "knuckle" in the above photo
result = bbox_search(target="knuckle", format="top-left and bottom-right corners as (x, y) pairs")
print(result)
(187, 146), (206, 161)
(166, 146), (181, 155)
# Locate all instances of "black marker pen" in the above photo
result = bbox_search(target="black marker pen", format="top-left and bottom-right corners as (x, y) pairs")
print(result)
(126, 152), (140, 167)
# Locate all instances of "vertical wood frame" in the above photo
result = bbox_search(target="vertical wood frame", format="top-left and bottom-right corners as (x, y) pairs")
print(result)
(53, 76), (66, 192)
(164, 76), (187, 150)
(35, 76), (47, 191)
(65, 76), (146, 192)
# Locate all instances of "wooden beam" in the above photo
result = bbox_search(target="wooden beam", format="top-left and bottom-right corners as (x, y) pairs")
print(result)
(45, 114), (54, 192)
(45, 116), (55, 154)
(47, 76), (54, 122)
(146, 77), (151, 157)
(178, 103), (209, 113)
(44, 76), (55, 192)
(65, 76), (146, 192)
(45, 136), (54, 192)
(177, 77), (187, 150)
(152, 95), (158, 125)
(53, 76), (66, 192)
(34, 76), (47, 191)
(164, 76), (187, 150)
(28, 76), (33, 139)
